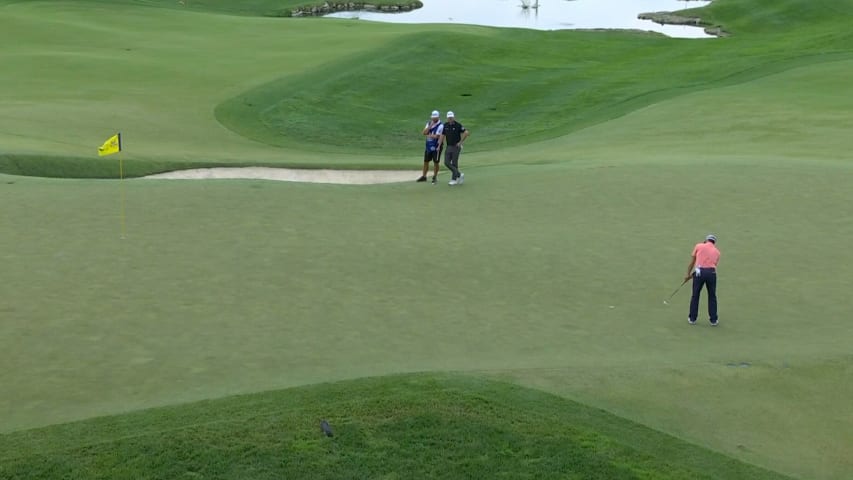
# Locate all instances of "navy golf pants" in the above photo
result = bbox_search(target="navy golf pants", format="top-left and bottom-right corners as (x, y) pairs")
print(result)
(689, 267), (718, 322)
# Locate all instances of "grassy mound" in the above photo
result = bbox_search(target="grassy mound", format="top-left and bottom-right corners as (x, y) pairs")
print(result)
(214, 0), (853, 155)
(0, 374), (793, 479)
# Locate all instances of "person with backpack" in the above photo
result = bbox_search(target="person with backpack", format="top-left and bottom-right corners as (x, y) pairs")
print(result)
(418, 110), (444, 184)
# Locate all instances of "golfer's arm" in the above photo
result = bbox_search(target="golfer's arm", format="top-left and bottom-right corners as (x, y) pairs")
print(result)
(686, 256), (696, 275)
(438, 134), (446, 145)
(460, 130), (470, 144)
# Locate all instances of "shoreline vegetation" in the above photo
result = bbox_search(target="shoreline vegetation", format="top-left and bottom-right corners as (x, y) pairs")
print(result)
(287, 1), (423, 17)
(287, 0), (725, 36)
(638, 11), (727, 37)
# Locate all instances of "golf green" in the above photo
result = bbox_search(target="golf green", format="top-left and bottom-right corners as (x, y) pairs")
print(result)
(1, 0), (852, 478)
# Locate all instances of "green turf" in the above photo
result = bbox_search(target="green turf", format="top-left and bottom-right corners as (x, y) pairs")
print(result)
(214, 25), (853, 156)
(2, 155), (852, 478)
(2, 0), (853, 177)
(0, 0), (417, 16)
(2, 0), (853, 479)
(0, 0), (419, 176)
(0, 374), (794, 480)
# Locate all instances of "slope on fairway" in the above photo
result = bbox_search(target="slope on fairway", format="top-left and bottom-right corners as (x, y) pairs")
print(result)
(3, 0), (853, 177)
(0, 374), (794, 480)
(488, 57), (853, 168)
(215, 0), (853, 156)
(491, 59), (853, 480)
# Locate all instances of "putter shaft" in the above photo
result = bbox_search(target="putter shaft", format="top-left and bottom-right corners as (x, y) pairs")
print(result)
(666, 278), (690, 301)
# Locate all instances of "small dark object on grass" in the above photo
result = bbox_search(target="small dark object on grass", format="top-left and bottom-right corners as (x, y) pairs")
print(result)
(320, 420), (334, 437)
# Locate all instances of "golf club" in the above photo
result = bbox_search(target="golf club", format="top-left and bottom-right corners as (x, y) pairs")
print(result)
(663, 278), (690, 305)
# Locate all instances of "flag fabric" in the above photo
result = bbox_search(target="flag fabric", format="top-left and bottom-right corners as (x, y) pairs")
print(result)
(98, 133), (121, 156)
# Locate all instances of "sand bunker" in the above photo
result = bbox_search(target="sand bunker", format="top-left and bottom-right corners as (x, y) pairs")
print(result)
(144, 167), (422, 185)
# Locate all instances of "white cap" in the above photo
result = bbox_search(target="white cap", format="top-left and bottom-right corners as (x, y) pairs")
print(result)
(431, 110), (440, 118)
(446, 111), (455, 118)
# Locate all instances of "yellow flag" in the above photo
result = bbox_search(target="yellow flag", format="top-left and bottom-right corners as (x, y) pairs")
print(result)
(98, 133), (121, 156)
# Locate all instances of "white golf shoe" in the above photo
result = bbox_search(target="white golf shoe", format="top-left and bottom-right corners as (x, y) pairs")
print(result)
(458, 173), (465, 184)
(448, 179), (457, 186)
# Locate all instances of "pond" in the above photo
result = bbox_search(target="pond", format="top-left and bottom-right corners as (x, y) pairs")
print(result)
(326, 0), (713, 38)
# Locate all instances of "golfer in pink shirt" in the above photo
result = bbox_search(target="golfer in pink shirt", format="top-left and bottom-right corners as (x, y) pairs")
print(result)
(685, 234), (721, 325)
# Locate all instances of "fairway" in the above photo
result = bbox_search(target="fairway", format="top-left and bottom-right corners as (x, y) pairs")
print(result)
(2, 0), (853, 479)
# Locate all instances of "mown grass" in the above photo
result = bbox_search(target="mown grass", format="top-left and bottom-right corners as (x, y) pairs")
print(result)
(0, 154), (203, 179)
(2, 1), (853, 479)
(3, 143), (853, 478)
(1, 0), (852, 177)
(0, 0), (415, 16)
(687, 0), (853, 34)
(0, 374), (794, 480)
(216, 0), (853, 155)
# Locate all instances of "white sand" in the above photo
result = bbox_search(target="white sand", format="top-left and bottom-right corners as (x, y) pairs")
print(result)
(144, 167), (425, 185)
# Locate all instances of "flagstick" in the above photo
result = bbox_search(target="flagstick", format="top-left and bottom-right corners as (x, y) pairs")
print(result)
(98, 132), (125, 238)
(119, 154), (127, 239)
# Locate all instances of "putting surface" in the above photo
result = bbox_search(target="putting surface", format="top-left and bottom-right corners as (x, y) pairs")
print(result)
(2, 0), (853, 479)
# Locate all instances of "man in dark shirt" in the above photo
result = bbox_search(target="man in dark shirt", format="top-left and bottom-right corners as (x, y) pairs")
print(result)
(439, 111), (470, 186)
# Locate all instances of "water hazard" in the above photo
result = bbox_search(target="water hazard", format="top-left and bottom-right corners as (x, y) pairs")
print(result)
(326, 0), (713, 38)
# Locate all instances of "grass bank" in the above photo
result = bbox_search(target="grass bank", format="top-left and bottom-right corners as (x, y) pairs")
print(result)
(0, 374), (794, 479)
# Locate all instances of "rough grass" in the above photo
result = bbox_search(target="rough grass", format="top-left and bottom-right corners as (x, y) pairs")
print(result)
(0, 374), (794, 480)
